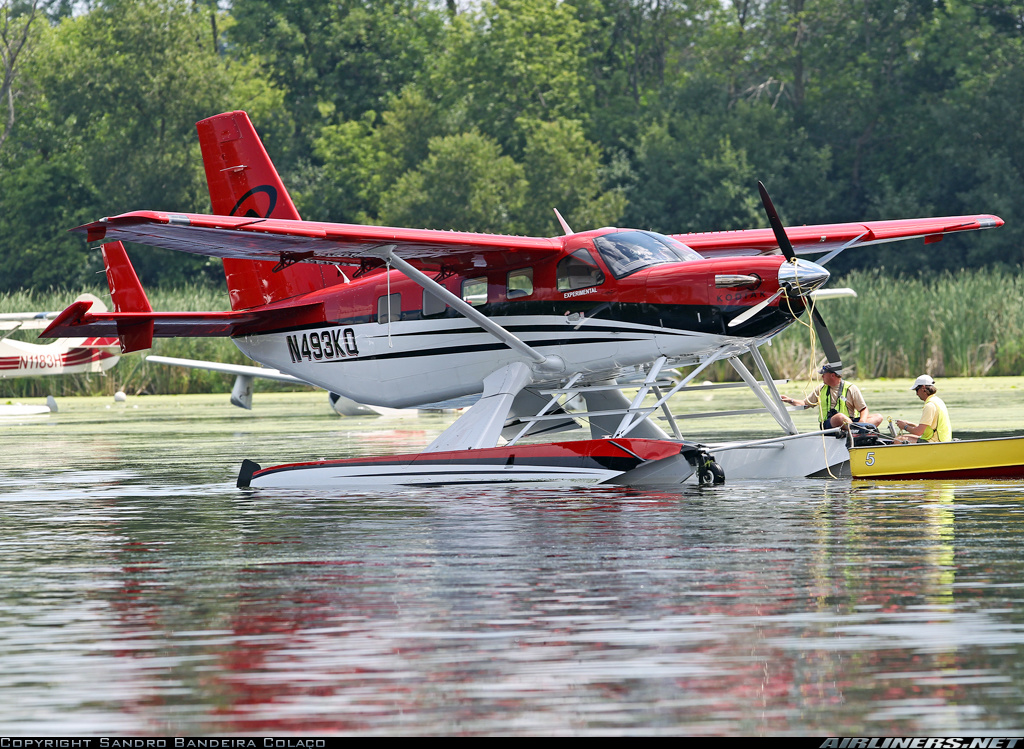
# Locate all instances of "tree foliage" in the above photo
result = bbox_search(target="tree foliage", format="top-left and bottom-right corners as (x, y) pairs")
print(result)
(378, 130), (528, 232)
(0, 0), (48, 153)
(0, 0), (281, 289)
(1, 0), (1023, 292)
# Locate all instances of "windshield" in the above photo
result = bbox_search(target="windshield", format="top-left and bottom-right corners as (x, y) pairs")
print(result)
(593, 231), (703, 278)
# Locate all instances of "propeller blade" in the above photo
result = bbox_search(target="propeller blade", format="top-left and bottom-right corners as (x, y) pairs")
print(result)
(756, 182), (840, 367)
(757, 181), (796, 262)
(728, 288), (784, 328)
(810, 305), (842, 369)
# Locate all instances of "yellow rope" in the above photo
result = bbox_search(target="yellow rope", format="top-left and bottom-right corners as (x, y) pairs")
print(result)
(782, 289), (841, 478)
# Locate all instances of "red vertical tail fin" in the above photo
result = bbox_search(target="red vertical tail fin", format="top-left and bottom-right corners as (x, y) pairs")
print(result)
(102, 241), (154, 353)
(103, 242), (152, 314)
(197, 111), (341, 310)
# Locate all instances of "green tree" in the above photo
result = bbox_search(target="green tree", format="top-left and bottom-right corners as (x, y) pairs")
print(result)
(791, 0), (1024, 273)
(583, 0), (725, 147)
(426, 0), (597, 154)
(298, 86), (448, 223)
(518, 117), (626, 234)
(0, 153), (98, 290)
(0, 0), (281, 289)
(227, 0), (445, 169)
(378, 131), (528, 233)
(626, 102), (832, 233)
(0, 0), (48, 153)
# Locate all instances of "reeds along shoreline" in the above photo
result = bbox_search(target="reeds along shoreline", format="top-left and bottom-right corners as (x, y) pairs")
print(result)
(2, 268), (1022, 396)
(750, 268), (1024, 382)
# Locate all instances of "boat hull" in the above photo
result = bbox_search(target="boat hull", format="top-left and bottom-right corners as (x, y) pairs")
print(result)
(849, 436), (1024, 480)
(238, 438), (709, 489)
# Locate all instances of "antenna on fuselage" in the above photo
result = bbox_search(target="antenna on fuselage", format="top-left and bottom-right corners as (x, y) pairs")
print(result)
(553, 208), (573, 236)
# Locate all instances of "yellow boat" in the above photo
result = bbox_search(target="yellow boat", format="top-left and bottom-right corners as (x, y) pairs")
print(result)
(849, 435), (1024, 480)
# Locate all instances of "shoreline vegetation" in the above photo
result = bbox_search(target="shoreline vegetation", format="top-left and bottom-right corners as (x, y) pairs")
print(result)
(2, 267), (1022, 398)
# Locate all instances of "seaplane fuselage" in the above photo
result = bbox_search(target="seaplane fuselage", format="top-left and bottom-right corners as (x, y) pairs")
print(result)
(230, 236), (813, 408)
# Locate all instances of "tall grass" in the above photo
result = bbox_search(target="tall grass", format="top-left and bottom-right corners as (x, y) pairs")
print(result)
(755, 267), (1024, 380)
(3, 267), (1023, 396)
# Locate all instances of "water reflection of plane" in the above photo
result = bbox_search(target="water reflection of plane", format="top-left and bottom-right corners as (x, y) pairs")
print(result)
(90, 481), (1008, 734)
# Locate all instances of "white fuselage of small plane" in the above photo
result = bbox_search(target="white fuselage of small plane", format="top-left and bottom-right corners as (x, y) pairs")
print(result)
(1, 294), (120, 379)
(237, 308), (738, 409)
(0, 336), (118, 378)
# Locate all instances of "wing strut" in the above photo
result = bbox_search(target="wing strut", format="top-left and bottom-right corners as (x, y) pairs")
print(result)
(743, 344), (798, 434)
(382, 247), (565, 373)
(612, 353), (724, 438)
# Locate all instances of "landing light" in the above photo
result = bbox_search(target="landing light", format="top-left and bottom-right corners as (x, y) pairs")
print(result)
(715, 274), (761, 289)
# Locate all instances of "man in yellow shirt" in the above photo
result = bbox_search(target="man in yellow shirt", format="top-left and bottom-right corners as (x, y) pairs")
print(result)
(895, 374), (952, 443)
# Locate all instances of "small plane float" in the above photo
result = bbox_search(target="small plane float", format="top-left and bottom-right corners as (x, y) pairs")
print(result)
(2, 294), (120, 416)
(42, 111), (1002, 488)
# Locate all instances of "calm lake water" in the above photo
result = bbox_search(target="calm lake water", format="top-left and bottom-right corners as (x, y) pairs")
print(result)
(1, 391), (1023, 736)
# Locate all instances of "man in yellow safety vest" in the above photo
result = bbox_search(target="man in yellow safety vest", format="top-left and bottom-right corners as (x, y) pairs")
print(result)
(895, 374), (952, 443)
(781, 364), (884, 432)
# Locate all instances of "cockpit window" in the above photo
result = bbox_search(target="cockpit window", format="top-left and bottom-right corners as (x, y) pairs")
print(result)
(557, 249), (605, 291)
(593, 230), (703, 279)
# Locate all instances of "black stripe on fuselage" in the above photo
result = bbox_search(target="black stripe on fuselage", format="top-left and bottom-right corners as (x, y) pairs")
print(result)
(285, 335), (646, 365)
(239, 300), (798, 340)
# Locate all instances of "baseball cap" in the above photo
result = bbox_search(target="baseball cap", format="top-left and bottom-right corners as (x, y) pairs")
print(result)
(911, 374), (935, 390)
(818, 364), (842, 375)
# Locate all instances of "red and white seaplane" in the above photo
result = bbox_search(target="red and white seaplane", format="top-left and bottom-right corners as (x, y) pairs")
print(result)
(42, 111), (1002, 487)
(2, 294), (120, 415)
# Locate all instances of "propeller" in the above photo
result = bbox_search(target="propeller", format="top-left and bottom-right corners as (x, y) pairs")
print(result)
(754, 181), (842, 370)
(727, 288), (784, 328)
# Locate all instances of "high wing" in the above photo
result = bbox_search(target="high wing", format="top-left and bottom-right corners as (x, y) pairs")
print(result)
(678, 215), (1003, 262)
(76, 210), (1002, 269)
(77, 211), (564, 270)
(0, 312), (56, 331)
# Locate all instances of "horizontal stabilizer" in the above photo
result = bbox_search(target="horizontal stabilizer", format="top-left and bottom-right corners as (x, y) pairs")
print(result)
(41, 301), (326, 352)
